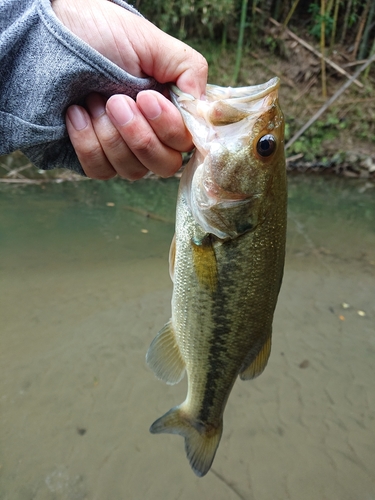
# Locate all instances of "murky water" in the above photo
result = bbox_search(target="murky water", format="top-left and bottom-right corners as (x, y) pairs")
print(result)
(1, 176), (374, 500)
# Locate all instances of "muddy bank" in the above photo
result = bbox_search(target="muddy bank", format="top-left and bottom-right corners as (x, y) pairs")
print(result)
(1, 176), (374, 499)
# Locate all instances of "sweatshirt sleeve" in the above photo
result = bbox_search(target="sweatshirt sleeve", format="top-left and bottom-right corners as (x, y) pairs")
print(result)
(0, 0), (163, 175)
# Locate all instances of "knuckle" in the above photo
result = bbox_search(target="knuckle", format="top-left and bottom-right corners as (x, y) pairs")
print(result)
(77, 144), (117, 180)
(199, 54), (209, 73)
(78, 144), (104, 164)
(100, 131), (124, 151)
(158, 154), (182, 178)
(118, 169), (147, 181)
(193, 53), (208, 80)
(162, 126), (181, 145)
(90, 170), (116, 180)
(81, 156), (116, 179)
(131, 132), (154, 156)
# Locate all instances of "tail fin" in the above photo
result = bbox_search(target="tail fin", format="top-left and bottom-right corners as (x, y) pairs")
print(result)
(150, 405), (222, 477)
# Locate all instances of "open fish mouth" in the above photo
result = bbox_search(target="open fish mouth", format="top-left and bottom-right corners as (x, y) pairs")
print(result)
(201, 176), (256, 206)
(170, 77), (283, 239)
(171, 77), (280, 105)
(170, 77), (280, 129)
(181, 162), (260, 239)
(204, 77), (280, 103)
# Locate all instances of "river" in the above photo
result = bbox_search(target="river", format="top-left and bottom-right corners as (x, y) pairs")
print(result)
(1, 176), (374, 500)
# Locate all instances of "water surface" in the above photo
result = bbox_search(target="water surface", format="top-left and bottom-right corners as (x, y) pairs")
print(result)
(1, 176), (374, 500)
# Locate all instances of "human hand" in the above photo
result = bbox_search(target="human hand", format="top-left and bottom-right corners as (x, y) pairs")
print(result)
(52, 0), (208, 179)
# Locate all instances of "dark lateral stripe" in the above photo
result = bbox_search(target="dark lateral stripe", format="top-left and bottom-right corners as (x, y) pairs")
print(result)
(197, 253), (237, 423)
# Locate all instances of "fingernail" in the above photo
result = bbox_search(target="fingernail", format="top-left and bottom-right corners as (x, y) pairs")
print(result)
(87, 94), (106, 119)
(107, 96), (134, 126)
(67, 106), (88, 131)
(141, 95), (162, 120)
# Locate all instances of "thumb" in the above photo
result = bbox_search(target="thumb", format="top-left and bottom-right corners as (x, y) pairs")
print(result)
(138, 23), (208, 98)
(164, 39), (208, 99)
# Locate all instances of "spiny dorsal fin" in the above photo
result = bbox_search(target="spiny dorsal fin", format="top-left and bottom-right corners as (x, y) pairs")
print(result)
(146, 320), (185, 385)
(239, 336), (272, 380)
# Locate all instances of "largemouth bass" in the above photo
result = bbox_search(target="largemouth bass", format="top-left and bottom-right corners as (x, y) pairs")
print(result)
(146, 77), (287, 477)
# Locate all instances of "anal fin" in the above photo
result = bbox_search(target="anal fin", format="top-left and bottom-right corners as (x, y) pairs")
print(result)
(239, 336), (271, 380)
(146, 320), (185, 385)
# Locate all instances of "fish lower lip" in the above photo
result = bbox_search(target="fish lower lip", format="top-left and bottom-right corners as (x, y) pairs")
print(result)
(202, 185), (258, 209)
(212, 198), (253, 209)
(198, 195), (252, 211)
(203, 180), (252, 205)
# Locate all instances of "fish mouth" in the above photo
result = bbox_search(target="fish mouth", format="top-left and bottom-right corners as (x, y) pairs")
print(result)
(204, 77), (280, 103)
(170, 78), (281, 153)
(173, 78), (282, 239)
(202, 176), (253, 206)
(191, 193), (258, 240)
(170, 77), (280, 105)
(193, 161), (257, 211)
(188, 166), (260, 239)
(170, 78), (280, 123)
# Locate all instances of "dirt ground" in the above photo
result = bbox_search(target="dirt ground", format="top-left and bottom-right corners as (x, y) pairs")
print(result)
(1, 178), (374, 500)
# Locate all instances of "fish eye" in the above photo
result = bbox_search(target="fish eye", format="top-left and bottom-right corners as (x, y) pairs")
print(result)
(256, 134), (277, 157)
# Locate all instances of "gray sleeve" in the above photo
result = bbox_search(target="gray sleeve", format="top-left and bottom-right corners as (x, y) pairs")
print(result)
(0, 0), (163, 175)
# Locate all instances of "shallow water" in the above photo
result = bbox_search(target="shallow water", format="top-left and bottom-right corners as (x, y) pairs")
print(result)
(1, 176), (374, 500)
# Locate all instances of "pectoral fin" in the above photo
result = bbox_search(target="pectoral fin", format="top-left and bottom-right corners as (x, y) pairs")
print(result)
(239, 336), (271, 380)
(146, 320), (185, 385)
(191, 235), (217, 292)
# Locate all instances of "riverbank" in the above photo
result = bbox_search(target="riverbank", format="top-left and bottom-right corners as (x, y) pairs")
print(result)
(1, 176), (374, 500)
(1, 147), (374, 184)
(1, 40), (374, 183)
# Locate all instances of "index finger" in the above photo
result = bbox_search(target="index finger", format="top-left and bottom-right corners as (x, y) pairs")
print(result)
(136, 90), (194, 152)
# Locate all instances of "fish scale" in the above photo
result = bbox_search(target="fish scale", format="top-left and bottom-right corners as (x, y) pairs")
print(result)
(146, 78), (287, 477)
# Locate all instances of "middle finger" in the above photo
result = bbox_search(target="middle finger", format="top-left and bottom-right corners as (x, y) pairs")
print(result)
(86, 93), (148, 180)
(106, 94), (184, 178)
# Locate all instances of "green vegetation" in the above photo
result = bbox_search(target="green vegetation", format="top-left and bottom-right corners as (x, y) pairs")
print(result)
(137, 0), (375, 61)
(1, 1), (374, 178)
(135, 0), (375, 165)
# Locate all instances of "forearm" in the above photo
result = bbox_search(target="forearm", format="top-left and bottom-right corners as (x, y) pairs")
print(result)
(0, 0), (161, 174)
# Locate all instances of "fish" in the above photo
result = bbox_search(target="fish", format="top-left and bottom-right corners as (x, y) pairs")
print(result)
(146, 77), (287, 477)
